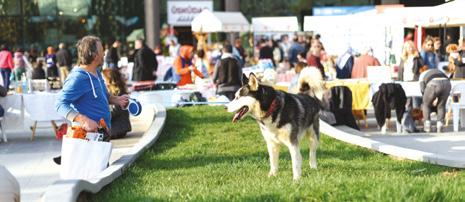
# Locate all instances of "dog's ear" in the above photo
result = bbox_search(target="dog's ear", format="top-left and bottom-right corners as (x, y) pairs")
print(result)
(242, 73), (249, 85)
(248, 73), (259, 91)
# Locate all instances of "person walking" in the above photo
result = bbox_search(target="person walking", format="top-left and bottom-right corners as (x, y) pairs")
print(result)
(212, 44), (242, 100)
(132, 39), (158, 81)
(45, 46), (59, 78)
(56, 43), (72, 82)
(105, 39), (120, 69)
(0, 44), (14, 89)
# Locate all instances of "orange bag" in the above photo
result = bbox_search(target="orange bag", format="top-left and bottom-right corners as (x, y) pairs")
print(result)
(68, 126), (87, 139)
(67, 119), (108, 140)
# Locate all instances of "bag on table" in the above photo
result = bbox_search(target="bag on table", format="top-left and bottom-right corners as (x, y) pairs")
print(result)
(60, 137), (112, 180)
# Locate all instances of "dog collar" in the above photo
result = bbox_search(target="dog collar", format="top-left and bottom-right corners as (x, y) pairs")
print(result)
(263, 98), (279, 119)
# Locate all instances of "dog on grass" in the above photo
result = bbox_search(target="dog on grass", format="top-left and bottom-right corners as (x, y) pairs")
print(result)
(227, 73), (320, 180)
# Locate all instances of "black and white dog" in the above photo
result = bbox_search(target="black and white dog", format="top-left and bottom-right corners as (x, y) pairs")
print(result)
(227, 73), (320, 180)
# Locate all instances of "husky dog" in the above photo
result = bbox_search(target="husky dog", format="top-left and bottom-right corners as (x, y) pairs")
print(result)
(227, 73), (320, 180)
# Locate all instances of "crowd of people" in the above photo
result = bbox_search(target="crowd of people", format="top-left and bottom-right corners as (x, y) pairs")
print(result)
(163, 32), (465, 133)
(1, 32), (465, 134)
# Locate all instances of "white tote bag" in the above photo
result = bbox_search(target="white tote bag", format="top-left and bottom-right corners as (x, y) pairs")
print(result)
(60, 137), (113, 180)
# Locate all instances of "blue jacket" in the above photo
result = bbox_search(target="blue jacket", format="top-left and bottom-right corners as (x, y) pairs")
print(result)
(420, 51), (437, 70)
(55, 67), (111, 128)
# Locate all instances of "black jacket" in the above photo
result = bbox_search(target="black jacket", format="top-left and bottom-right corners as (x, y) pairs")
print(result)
(259, 46), (274, 60)
(110, 105), (132, 139)
(105, 47), (119, 65)
(372, 83), (407, 127)
(133, 46), (158, 81)
(213, 57), (242, 93)
(336, 55), (354, 79)
(397, 56), (424, 81)
(32, 67), (46, 80)
(56, 48), (72, 67)
(327, 86), (359, 130)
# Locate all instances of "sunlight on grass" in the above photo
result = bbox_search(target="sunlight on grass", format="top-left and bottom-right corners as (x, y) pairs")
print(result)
(92, 106), (465, 201)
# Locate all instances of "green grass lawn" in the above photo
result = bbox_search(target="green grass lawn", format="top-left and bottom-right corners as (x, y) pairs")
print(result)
(92, 106), (465, 201)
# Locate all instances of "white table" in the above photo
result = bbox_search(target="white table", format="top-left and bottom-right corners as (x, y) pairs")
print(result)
(131, 89), (196, 108)
(23, 93), (64, 140)
(0, 92), (65, 140)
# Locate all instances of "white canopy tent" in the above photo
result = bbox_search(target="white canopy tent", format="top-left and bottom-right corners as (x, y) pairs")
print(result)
(303, 14), (404, 64)
(436, 0), (465, 25)
(191, 10), (250, 33)
(381, 2), (465, 50)
(252, 17), (299, 33)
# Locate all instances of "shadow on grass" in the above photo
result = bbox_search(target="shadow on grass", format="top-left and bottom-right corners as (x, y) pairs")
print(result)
(145, 109), (196, 154)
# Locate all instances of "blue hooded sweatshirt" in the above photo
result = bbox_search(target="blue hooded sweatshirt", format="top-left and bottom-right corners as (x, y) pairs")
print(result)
(55, 67), (111, 128)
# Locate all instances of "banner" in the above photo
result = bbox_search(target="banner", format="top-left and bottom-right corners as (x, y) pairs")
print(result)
(167, 1), (213, 26)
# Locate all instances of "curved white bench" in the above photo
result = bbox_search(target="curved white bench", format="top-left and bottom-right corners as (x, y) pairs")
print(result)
(320, 120), (465, 168)
(41, 103), (166, 202)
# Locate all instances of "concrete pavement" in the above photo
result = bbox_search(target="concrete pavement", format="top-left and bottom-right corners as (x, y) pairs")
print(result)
(0, 106), (154, 202)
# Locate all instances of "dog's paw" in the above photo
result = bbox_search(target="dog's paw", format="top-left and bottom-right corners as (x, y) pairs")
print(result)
(310, 164), (317, 169)
(293, 176), (301, 181)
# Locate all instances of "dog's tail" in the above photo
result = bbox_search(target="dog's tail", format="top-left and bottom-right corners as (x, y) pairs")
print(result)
(297, 67), (324, 100)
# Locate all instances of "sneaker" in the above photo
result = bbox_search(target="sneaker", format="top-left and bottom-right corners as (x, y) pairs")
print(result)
(424, 120), (431, 133)
(437, 121), (443, 133)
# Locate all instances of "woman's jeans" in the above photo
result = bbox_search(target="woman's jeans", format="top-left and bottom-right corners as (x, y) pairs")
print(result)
(0, 68), (11, 90)
(422, 79), (451, 123)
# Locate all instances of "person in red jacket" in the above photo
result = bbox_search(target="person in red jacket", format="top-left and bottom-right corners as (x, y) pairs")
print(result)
(173, 45), (203, 86)
(0, 44), (14, 89)
(306, 39), (325, 78)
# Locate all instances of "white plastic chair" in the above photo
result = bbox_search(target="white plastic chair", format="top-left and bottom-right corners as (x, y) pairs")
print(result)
(449, 83), (465, 132)
(0, 117), (6, 142)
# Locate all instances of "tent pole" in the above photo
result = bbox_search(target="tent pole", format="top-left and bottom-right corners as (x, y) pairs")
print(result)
(460, 26), (464, 39)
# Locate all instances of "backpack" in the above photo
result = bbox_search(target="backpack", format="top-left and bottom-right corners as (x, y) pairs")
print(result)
(171, 58), (192, 84)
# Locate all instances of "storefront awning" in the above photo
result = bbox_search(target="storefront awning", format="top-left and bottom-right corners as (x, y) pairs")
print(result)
(191, 10), (250, 33)
(252, 16), (299, 33)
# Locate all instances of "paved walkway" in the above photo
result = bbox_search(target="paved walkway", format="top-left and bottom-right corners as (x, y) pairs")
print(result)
(0, 108), (154, 202)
